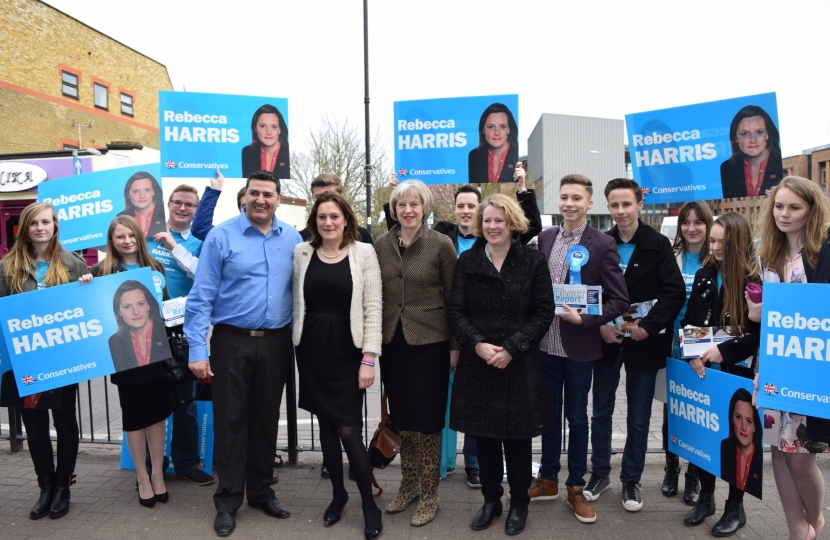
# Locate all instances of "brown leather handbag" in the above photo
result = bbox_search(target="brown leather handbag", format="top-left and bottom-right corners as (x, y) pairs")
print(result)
(368, 390), (401, 498)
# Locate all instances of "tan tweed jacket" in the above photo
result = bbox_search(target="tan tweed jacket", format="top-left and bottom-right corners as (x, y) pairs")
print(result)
(292, 241), (382, 356)
(375, 224), (458, 346)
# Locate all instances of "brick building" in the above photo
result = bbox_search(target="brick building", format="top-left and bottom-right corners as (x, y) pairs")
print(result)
(713, 145), (830, 224)
(0, 0), (173, 154)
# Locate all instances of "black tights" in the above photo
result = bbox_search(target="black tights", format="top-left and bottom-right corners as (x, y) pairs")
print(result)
(318, 418), (380, 528)
(698, 469), (744, 503)
(20, 384), (79, 478)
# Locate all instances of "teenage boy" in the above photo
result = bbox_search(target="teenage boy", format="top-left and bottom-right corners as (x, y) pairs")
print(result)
(147, 185), (214, 487)
(583, 178), (684, 513)
(384, 165), (541, 489)
(300, 173), (373, 244)
(530, 174), (629, 524)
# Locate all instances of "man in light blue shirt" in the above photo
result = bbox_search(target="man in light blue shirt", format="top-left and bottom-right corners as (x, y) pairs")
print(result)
(185, 171), (301, 537)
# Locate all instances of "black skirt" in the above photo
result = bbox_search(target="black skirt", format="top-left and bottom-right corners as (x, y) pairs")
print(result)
(117, 379), (174, 432)
(380, 323), (449, 433)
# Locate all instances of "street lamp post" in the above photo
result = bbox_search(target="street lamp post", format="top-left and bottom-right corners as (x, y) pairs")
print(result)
(363, 0), (372, 235)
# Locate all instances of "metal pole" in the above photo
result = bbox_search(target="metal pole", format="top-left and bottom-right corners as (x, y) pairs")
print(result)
(363, 0), (372, 235)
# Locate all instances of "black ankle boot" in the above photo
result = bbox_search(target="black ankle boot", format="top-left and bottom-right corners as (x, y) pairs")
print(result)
(683, 491), (715, 526)
(49, 474), (75, 519)
(30, 474), (54, 520)
(504, 505), (528, 536)
(683, 463), (700, 506)
(711, 501), (746, 537)
(470, 500), (503, 530)
(661, 455), (680, 497)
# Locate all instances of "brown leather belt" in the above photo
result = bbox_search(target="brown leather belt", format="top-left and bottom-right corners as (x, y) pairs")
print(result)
(215, 324), (285, 337)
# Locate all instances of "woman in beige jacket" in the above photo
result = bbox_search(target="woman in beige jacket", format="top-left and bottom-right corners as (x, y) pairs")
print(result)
(292, 191), (383, 540)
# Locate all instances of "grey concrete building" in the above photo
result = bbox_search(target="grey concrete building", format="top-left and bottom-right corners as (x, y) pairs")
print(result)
(527, 113), (627, 230)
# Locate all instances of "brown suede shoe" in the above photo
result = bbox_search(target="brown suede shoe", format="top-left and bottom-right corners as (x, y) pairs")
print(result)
(566, 485), (596, 523)
(527, 473), (559, 501)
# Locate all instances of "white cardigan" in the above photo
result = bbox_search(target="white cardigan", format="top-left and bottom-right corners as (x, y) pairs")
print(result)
(292, 241), (382, 356)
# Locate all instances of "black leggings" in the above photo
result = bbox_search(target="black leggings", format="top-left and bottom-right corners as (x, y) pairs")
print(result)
(662, 403), (678, 459)
(698, 468), (744, 503)
(318, 418), (379, 526)
(477, 437), (532, 508)
(20, 384), (79, 477)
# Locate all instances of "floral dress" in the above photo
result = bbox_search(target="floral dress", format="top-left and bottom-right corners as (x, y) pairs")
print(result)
(762, 254), (830, 454)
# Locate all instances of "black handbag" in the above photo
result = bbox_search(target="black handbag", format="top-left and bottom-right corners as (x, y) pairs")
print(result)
(161, 325), (195, 384)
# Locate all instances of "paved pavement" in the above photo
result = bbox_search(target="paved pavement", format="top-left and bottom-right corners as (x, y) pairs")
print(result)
(1, 440), (824, 539)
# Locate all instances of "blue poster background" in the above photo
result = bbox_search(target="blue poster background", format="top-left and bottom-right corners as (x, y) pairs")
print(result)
(37, 163), (162, 251)
(120, 401), (215, 475)
(757, 282), (830, 418)
(666, 358), (762, 499)
(394, 94), (518, 184)
(159, 91), (289, 178)
(0, 268), (167, 397)
(0, 325), (9, 406)
(625, 93), (779, 204)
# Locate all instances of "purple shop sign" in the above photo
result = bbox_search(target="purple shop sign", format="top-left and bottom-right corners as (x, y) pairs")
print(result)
(0, 158), (93, 193)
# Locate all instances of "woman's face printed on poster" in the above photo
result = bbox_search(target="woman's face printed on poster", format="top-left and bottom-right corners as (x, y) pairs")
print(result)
(483, 112), (510, 150)
(128, 178), (155, 210)
(255, 113), (282, 149)
(118, 288), (151, 330)
(732, 399), (756, 450)
(735, 115), (769, 158)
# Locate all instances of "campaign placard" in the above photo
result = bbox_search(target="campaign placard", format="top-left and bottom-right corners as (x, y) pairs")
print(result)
(394, 94), (519, 184)
(159, 91), (290, 179)
(757, 282), (830, 418)
(37, 163), (164, 250)
(120, 401), (214, 475)
(0, 268), (172, 397)
(625, 93), (781, 204)
(666, 358), (763, 499)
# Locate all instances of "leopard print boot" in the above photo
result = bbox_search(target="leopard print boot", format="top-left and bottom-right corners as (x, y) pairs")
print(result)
(411, 432), (441, 526)
(385, 430), (422, 513)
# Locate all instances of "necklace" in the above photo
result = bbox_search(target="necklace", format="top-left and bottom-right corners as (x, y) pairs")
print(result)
(319, 246), (344, 259)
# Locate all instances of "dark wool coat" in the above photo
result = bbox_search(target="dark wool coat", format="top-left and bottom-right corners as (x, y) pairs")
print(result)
(600, 221), (686, 372)
(447, 239), (557, 439)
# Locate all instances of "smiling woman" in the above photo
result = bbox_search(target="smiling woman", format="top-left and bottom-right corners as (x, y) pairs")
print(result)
(241, 104), (290, 179)
(467, 103), (519, 184)
(117, 172), (166, 238)
(719, 105), (783, 198)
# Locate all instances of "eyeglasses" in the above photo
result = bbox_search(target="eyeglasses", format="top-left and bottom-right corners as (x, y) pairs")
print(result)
(170, 200), (198, 210)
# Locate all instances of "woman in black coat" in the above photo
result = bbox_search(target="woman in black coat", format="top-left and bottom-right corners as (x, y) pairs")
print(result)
(447, 194), (556, 535)
(681, 212), (760, 537)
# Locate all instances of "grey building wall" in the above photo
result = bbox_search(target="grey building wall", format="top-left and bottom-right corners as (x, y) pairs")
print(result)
(527, 114), (627, 228)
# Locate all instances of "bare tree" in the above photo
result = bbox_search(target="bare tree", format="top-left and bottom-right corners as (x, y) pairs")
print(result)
(285, 116), (390, 232)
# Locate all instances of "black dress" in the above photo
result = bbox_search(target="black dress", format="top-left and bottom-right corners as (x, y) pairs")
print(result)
(296, 252), (364, 426)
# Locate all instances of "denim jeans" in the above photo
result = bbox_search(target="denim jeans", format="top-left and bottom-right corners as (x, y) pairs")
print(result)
(539, 351), (594, 487)
(590, 352), (658, 483)
(462, 434), (478, 468)
(146, 380), (201, 475)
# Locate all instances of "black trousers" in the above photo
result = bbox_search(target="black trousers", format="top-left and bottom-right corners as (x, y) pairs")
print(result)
(210, 326), (291, 514)
(477, 437), (532, 508)
(20, 384), (79, 477)
(698, 468), (744, 503)
(662, 403), (678, 459)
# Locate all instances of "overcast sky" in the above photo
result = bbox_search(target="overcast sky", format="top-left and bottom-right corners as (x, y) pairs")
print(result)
(46, 0), (830, 159)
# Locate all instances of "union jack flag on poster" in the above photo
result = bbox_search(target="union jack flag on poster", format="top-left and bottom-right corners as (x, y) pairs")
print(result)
(764, 383), (778, 395)
(398, 168), (407, 176)
(165, 160), (177, 169)
(670, 435), (678, 444)
(22, 375), (35, 385)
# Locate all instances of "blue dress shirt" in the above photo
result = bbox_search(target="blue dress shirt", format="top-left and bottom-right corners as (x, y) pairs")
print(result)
(184, 210), (302, 362)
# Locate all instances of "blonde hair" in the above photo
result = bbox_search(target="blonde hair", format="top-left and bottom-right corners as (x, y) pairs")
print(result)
(757, 176), (830, 278)
(701, 212), (759, 336)
(471, 193), (529, 237)
(389, 180), (432, 223)
(0, 202), (70, 293)
(95, 215), (165, 276)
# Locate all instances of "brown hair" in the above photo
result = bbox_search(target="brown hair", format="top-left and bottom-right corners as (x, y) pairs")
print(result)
(471, 194), (529, 237)
(168, 184), (200, 203)
(310, 173), (344, 194)
(560, 174), (593, 196)
(0, 202), (70, 293)
(236, 187), (246, 211)
(701, 212), (759, 336)
(757, 176), (830, 279)
(306, 191), (360, 249)
(672, 201), (714, 255)
(96, 216), (165, 276)
(604, 178), (642, 202)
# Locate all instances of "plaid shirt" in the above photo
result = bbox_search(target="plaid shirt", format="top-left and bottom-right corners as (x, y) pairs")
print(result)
(540, 221), (588, 356)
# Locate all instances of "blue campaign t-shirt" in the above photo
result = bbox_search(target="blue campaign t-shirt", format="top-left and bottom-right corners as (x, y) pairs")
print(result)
(146, 229), (202, 299)
(672, 250), (703, 359)
(617, 242), (636, 273)
(35, 260), (49, 290)
(457, 234), (476, 256)
(122, 263), (141, 271)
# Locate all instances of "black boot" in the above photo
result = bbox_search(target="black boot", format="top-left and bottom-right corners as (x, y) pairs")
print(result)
(30, 474), (54, 520)
(49, 474), (74, 519)
(683, 463), (700, 506)
(504, 505), (528, 536)
(661, 455), (680, 497)
(470, 500), (503, 530)
(711, 501), (746, 537)
(683, 491), (715, 526)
